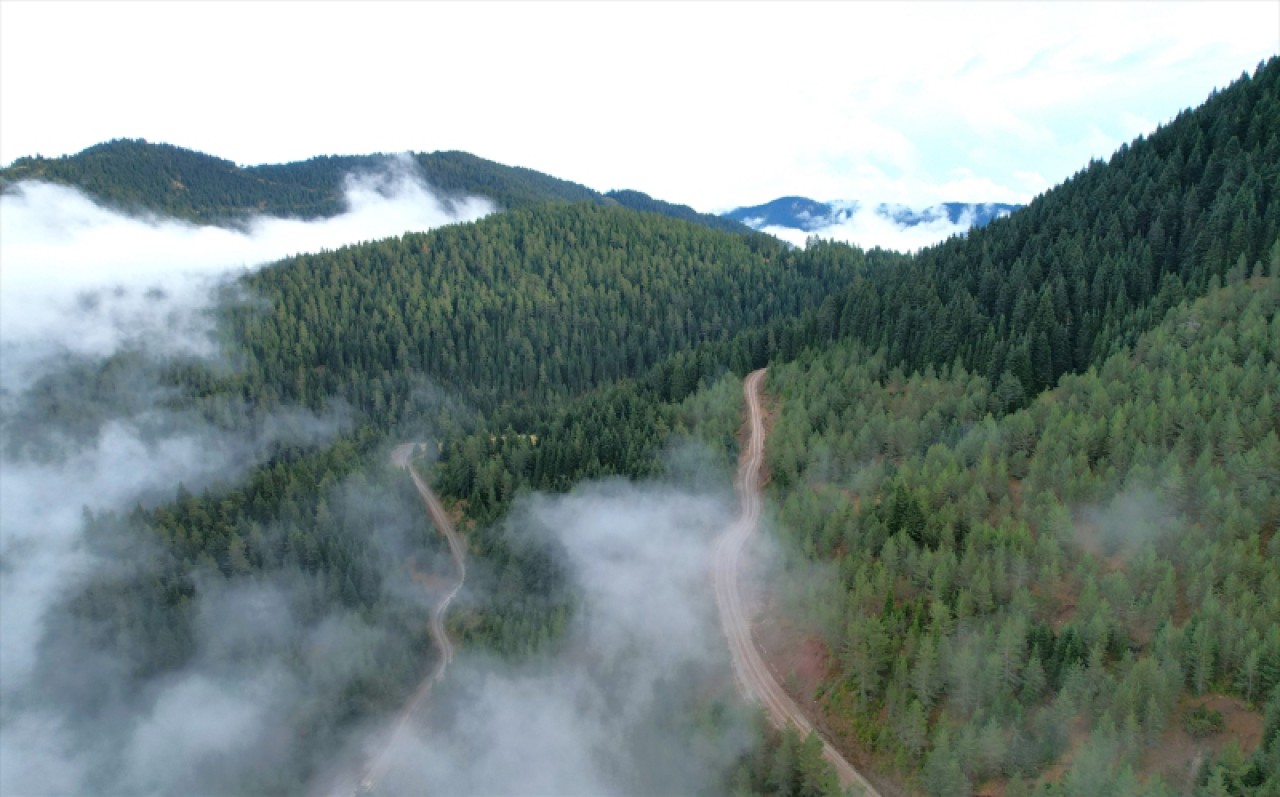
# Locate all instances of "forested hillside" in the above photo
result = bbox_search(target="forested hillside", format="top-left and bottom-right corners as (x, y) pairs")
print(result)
(424, 59), (1280, 796)
(426, 56), (1278, 637)
(0, 139), (749, 232)
(0, 139), (603, 221)
(229, 202), (855, 420)
(606, 188), (751, 234)
(9, 57), (1276, 797)
(1, 139), (368, 222)
(7, 199), (882, 794)
(763, 274), (1279, 795)
(828, 58), (1279, 405)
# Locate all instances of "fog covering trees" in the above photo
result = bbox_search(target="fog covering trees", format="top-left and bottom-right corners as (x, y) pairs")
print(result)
(427, 58), (1280, 795)
(0, 55), (1276, 797)
(0, 168), (872, 792)
(0, 159), (507, 795)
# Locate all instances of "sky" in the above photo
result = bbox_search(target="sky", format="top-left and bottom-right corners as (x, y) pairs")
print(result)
(1, 1), (1277, 214)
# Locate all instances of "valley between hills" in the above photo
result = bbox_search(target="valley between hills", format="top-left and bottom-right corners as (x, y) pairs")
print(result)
(1, 57), (1278, 797)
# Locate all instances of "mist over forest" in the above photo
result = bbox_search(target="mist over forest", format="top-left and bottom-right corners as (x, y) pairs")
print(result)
(1, 54), (1279, 797)
(0, 165), (489, 794)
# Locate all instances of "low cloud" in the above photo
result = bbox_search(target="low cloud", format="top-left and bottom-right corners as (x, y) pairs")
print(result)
(0, 161), (492, 795)
(1075, 484), (1179, 560)
(0, 156), (493, 376)
(0, 448), (433, 796)
(361, 479), (752, 797)
(1, 156), (758, 795)
(759, 202), (1009, 253)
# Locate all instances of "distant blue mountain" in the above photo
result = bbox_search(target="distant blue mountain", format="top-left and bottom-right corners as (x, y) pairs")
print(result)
(723, 197), (1021, 234)
(723, 196), (835, 230)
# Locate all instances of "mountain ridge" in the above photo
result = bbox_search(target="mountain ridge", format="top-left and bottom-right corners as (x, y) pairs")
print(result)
(5, 53), (1277, 797)
(724, 195), (1021, 235)
(0, 138), (752, 234)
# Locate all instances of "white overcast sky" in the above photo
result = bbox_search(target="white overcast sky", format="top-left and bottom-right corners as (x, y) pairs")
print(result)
(1, 1), (1277, 212)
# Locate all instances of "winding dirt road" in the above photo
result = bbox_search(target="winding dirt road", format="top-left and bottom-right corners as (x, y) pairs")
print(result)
(343, 443), (466, 796)
(391, 443), (467, 679)
(712, 370), (881, 797)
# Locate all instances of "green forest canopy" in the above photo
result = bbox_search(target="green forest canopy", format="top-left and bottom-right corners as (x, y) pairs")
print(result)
(20, 57), (1279, 797)
(0, 138), (749, 232)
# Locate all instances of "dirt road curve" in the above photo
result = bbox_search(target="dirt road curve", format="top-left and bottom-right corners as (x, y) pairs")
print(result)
(391, 443), (467, 676)
(343, 444), (466, 796)
(712, 370), (881, 797)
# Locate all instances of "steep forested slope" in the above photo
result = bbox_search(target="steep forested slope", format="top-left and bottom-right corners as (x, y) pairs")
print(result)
(418, 59), (1280, 796)
(10, 201), (874, 794)
(762, 272), (1280, 795)
(716, 59), (1280, 797)
(13, 56), (1277, 797)
(826, 58), (1279, 405)
(428, 58), (1280, 531)
(397, 60), (1280, 696)
(230, 202), (845, 420)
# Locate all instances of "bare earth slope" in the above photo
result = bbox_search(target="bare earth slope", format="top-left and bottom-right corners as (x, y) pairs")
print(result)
(712, 370), (881, 797)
